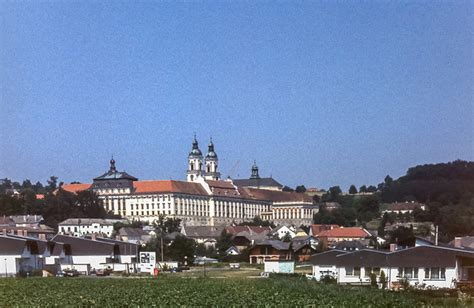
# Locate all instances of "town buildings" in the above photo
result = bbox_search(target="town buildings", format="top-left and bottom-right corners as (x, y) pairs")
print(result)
(60, 138), (318, 226)
(58, 218), (126, 237)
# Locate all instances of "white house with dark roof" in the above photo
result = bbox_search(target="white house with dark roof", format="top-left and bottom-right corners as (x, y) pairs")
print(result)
(52, 234), (122, 274)
(0, 235), (40, 276)
(311, 246), (474, 289)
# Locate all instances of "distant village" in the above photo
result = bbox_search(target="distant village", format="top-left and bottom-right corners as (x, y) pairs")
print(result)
(1, 139), (473, 290)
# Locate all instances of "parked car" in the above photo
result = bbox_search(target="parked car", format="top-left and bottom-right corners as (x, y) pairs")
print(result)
(96, 268), (112, 276)
(62, 269), (80, 277)
(229, 263), (240, 270)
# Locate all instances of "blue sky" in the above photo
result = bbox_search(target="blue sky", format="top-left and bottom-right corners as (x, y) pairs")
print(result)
(1, 1), (472, 190)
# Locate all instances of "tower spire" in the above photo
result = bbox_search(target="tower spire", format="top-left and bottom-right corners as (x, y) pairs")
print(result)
(109, 156), (117, 173)
(251, 160), (260, 179)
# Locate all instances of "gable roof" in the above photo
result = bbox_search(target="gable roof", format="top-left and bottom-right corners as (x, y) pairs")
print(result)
(448, 236), (474, 249)
(119, 227), (148, 237)
(316, 227), (371, 239)
(311, 246), (474, 268)
(252, 239), (291, 251)
(0, 236), (38, 255)
(310, 249), (346, 265)
(226, 225), (272, 235)
(0, 216), (15, 226)
(52, 234), (117, 256)
(10, 215), (44, 224)
(182, 226), (225, 239)
(310, 224), (339, 236)
(94, 237), (139, 255)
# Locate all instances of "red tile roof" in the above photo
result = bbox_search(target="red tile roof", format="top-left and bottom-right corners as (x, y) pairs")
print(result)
(61, 183), (92, 194)
(35, 194), (45, 200)
(133, 180), (208, 195)
(310, 224), (339, 236)
(316, 227), (371, 239)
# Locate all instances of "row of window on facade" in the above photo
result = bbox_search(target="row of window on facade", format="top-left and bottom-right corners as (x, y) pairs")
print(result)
(345, 267), (447, 280)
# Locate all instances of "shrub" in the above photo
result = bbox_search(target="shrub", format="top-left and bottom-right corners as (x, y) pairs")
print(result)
(369, 273), (378, 288)
(320, 275), (337, 284)
(379, 270), (387, 290)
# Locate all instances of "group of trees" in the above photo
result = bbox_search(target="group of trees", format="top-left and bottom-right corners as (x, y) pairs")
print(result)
(313, 160), (474, 243)
(0, 177), (112, 229)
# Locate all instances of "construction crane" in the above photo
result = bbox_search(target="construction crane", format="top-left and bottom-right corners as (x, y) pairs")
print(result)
(227, 160), (240, 179)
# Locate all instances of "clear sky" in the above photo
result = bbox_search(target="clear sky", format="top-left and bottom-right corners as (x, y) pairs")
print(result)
(1, 1), (472, 191)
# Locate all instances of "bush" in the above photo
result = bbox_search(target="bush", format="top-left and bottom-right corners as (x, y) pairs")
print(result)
(320, 275), (337, 284)
(369, 273), (378, 288)
(379, 270), (387, 290)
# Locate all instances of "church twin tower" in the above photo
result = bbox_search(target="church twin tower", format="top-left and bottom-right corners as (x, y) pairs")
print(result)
(186, 136), (220, 182)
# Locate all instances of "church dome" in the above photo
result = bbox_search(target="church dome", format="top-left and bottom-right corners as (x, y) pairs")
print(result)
(189, 136), (203, 157)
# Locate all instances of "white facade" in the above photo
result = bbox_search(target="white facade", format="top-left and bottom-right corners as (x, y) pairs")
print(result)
(271, 203), (319, 226)
(58, 220), (114, 237)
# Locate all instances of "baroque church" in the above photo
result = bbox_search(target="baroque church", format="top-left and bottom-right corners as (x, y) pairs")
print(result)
(61, 137), (318, 226)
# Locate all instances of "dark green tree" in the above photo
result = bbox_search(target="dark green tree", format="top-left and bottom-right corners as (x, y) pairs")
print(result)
(349, 185), (357, 194)
(295, 185), (307, 193)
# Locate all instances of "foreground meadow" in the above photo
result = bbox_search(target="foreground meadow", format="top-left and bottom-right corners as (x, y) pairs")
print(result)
(0, 275), (467, 307)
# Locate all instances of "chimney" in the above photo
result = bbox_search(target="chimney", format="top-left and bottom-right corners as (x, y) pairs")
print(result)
(39, 233), (46, 241)
(91, 233), (97, 241)
(2, 228), (6, 235)
(454, 237), (462, 248)
(17, 230), (23, 236)
(23, 230), (27, 237)
(389, 243), (397, 252)
(116, 235), (121, 241)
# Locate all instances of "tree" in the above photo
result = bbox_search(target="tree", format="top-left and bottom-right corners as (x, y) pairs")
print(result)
(215, 230), (233, 257)
(359, 185), (367, 193)
(168, 235), (195, 263)
(295, 185), (307, 193)
(46, 176), (58, 192)
(367, 185), (377, 193)
(282, 186), (294, 192)
(349, 185), (357, 194)
(384, 175), (393, 186)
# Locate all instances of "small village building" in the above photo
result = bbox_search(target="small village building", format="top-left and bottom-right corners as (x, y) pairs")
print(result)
(309, 224), (339, 237)
(118, 227), (153, 244)
(264, 260), (295, 273)
(249, 239), (292, 264)
(10, 215), (44, 228)
(58, 218), (119, 237)
(180, 225), (225, 247)
(311, 246), (474, 289)
(52, 234), (122, 274)
(314, 227), (372, 247)
(382, 202), (426, 214)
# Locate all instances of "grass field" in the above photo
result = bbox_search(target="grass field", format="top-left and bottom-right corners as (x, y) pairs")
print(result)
(1, 274), (469, 307)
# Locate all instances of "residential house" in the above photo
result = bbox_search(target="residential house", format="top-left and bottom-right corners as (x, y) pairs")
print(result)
(0, 226), (56, 240)
(309, 224), (339, 237)
(334, 240), (367, 251)
(383, 202), (426, 214)
(226, 225), (272, 251)
(0, 217), (15, 227)
(449, 236), (474, 250)
(270, 225), (296, 240)
(118, 227), (153, 244)
(52, 234), (122, 274)
(292, 236), (319, 262)
(94, 237), (139, 272)
(249, 239), (292, 264)
(0, 235), (42, 276)
(311, 246), (474, 289)
(320, 202), (341, 212)
(10, 215), (44, 228)
(315, 227), (372, 247)
(58, 218), (119, 237)
(180, 225), (225, 247)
